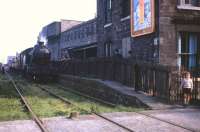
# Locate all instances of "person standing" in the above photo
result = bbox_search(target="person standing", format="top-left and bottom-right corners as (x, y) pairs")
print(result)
(180, 72), (193, 105)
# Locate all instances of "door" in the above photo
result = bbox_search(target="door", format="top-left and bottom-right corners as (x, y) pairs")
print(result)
(122, 37), (131, 58)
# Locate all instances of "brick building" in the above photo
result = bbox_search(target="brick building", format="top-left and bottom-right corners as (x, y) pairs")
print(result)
(97, 0), (200, 70)
(60, 19), (97, 60)
(39, 20), (82, 61)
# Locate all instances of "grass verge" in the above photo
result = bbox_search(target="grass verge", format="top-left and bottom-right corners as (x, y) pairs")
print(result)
(0, 76), (29, 121)
(38, 83), (144, 114)
(18, 81), (88, 118)
(0, 73), (144, 121)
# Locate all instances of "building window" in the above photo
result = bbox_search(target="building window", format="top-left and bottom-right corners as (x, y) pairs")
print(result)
(121, 0), (130, 18)
(177, 32), (200, 70)
(82, 29), (85, 38)
(81, 29), (83, 38)
(74, 31), (77, 40)
(178, 0), (200, 7)
(67, 34), (70, 41)
(104, 0), (112, 24)
(70, 33), (72, 41)
(78, 32), (81, 39)
(104, 42), (112, 57)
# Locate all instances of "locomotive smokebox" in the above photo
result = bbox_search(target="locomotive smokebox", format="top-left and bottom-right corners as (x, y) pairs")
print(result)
(31, 41), (51, 65)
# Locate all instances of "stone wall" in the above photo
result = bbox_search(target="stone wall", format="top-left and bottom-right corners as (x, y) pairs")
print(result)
(159, 0), (200, 66)
(97, 0), (127, 57)
(97, 0), (200, 66)
(47, 36), (60, 61)
(97, 0), (159, 62)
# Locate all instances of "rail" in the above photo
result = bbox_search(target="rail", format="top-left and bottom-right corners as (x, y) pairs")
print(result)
(6, 73), (49, 132)
(52, 84), (196, 132)
(37, 85), (135, 132)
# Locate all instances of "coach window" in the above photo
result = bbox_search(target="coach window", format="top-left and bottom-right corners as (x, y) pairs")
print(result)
(121, 0), (130, 18)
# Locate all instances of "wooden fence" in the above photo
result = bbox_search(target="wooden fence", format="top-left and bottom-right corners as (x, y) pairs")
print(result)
(53, 58), (200, 105)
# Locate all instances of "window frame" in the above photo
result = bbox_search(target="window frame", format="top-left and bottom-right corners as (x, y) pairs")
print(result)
(104, 42), (112, 57)
(177, 0), (200, 10)
(177, 32), (200, 70)
(104, 0), (112, 25)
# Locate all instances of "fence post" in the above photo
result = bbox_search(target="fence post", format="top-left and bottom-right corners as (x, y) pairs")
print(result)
(135, 63), (139, 92)
(167, 70), (171, 103)
(102, 58), (106, 80)
(153, 66), (156, 97)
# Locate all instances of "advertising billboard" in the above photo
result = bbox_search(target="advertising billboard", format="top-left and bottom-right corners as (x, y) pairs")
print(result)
(131, 0), (155, 37)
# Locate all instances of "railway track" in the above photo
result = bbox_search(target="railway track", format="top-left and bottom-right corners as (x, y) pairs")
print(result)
(6, 73), (49, 132)
(7, 73), (134, 132)
(50, 84), (197, 132)
(5, 73), (197, 132)
(36, 85), (135, 132)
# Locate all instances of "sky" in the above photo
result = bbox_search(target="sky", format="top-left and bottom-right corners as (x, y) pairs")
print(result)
(0, 0), (96, 64)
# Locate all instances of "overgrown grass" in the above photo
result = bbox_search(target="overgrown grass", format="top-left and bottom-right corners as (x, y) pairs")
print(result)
(38, 83), (144, 114)
(0, 77), (29, 121)
(0, 74), (7, 80)
(18, 82), (88, 118)
(0, 73), (144, 121)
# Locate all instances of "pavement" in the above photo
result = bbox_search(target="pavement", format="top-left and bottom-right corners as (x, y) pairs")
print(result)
(0, 108), (199, 132)
(98, 80), (184, 110)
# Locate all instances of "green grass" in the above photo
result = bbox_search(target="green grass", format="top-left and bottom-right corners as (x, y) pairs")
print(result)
(38, 83), (144, 114)
(0, 73), (144, 121)
(0, 98), (29, 121)
(0, 77), (29, 121)
(18, 82), (88, 118)
(0, 74), (7, 81)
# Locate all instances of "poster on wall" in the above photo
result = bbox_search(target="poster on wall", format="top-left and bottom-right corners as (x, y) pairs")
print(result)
(131, 0), (155, 37)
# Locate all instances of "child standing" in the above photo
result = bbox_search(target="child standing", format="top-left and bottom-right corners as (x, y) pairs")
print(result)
(180, 72), (193, 105)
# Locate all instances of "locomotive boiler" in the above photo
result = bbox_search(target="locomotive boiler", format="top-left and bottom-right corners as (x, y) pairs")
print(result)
(16, 41), (57, 81)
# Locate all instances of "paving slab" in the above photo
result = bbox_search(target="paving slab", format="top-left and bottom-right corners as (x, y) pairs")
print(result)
(141, 108), (200, 131)
(97, 80), (186, 110)
(43, 115), (126, 132)
(0, 120), (41, 132)
(0, 109), (199, 132)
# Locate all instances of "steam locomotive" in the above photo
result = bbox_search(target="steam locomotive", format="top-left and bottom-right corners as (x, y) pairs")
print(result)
(13, 41), (57, 81)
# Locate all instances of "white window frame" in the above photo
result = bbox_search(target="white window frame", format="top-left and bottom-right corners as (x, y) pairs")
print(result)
(105, 42), (112, 57)
(177, 0), (200, 10)
(180, 0), (192, 6)
(177, 32), (198, 70)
